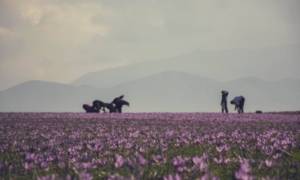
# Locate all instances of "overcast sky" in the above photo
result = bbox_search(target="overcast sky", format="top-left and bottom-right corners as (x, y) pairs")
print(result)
(0, 0), (299, 91)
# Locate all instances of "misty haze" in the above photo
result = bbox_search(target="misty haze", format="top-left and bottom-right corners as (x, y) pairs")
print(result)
(0, 1), (299, 113)
(1, 1), (300, 179)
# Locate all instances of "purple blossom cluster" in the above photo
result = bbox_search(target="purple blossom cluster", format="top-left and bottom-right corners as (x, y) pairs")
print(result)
(0, 112), (299, 179)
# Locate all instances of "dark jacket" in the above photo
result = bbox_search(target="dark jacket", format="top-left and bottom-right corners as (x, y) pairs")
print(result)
(83, 104), (99, 113)
(111, 98), (121, 105)
(221, 91), (228, 103)
(230, 96), (244, 106)
(114, 100), (129, 107)
(105, 103), (117, 113)
(93, 100), (105, 112)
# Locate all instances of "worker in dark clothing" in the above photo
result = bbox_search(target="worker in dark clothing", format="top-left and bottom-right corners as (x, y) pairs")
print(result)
(111, 95), (124, 105)
(220, 90), (229, 113)
(93, 100), (119, 113)
(114, 99), (129, 113)
(104, 103), (117, 113)
(82, 104), (99, 113)
(230, 96), (245, 113)
(93, 100), (106, 113)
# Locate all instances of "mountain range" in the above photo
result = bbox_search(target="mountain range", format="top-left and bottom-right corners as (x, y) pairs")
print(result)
(71, 44), (300, 89)
(0, 71), (299, 112)
(1, 44), (299, 112)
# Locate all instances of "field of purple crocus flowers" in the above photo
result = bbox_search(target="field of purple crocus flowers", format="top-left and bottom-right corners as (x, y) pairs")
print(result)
(0, 113), (299, 180)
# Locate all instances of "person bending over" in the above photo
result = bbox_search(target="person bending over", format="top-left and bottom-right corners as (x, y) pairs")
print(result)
(230, 96), (245, 113)
(92, 100), (106, 113)
(114, 100), (129, 113)
(82, 104), (99, 113)
(104, 103), (117, 113)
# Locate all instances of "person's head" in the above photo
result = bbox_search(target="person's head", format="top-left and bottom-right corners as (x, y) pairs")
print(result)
(221, 90), (226, 94)
(230, 101), (234, 104)
(119, 95), (124, 99)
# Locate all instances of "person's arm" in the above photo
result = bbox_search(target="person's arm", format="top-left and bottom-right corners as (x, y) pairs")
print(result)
(120, 100), (129, 106)
(224, 91), (228, 98)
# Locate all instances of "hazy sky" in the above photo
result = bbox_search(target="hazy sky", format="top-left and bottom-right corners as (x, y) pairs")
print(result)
(0, 0), (299, 91)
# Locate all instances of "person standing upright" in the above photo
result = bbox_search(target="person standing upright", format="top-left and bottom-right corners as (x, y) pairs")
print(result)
(220, 90), (229, 113)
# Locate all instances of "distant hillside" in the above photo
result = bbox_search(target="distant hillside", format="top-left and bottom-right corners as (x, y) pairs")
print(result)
(1, 72), (299, 112)
(103, 71), (300, 112)
(71, 44), (300, 89)
(0, 81), (106, 112)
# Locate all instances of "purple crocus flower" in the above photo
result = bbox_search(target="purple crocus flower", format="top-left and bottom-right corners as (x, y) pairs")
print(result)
(58, 161), (66, 169)
(272, 153), (282, 160)
(23, 162), (33, 170)
(224, 158), (231, 164)
(192, 156), (202, 165)
(37, 175), (56, 180)
(162, 146), (168, 152)
(235, 159), (253, 180)
(129, 131), (139, 138)
(265, 160), (274, 168)
(139, 147), (146, 153)
(114, 154), (124, 168)
(240, 161), (252, 174)
(200, 161), (208, 172)
(172, 156), (185, 167)
(138, 155), (148, 166)
(235, 170), (254, 180)
(81, 162), (94, 170)
(40, 161), (49, 169)
(201, 173), (219, 180)
(213, 156), (223, 165)
(176, 166), (186, 173)
(216, 146), (224, 153)
(99, 159), (108, 166)
(79, 171), (93, 180)
(163, 173), (181, 180)
(125, 142), (133, 149)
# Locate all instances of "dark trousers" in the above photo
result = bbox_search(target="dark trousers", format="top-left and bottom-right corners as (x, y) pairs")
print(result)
(239, 98), (245, 113)
(221, 101), (228, 113)
(106, 104), (116, 113)
(236, 97), (245, 113)
(116, 106), (122, 113)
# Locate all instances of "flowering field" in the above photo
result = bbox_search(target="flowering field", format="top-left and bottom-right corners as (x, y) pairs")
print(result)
(0, 113), (300, 180)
